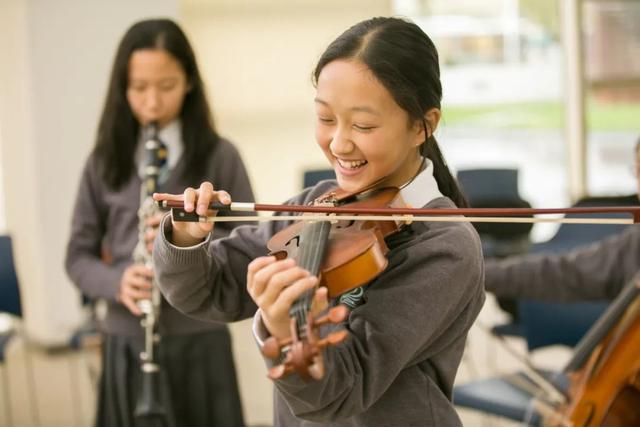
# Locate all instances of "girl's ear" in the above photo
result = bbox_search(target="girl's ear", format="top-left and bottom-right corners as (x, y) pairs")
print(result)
(423, 108), (441, 139)
(413, 108), (441, 148)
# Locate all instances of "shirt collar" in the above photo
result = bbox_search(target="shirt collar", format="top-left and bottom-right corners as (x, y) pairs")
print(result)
(399, 158), (444, 208)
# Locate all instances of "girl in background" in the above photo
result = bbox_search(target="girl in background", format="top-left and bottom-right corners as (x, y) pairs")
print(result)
(66, 18), (251, 427)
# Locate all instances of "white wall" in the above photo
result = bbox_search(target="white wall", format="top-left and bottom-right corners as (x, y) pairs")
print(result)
(0, 0), (178, 345)
(181, 0), (392, 204)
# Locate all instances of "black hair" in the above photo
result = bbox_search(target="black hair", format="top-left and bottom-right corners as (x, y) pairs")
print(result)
(94, 18), (218, 190)
(313, 16), (468, 207)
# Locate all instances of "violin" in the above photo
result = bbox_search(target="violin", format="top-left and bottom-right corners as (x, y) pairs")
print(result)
(261, 186), (408, 381)
(546, 279), (640, 426)
(166, 185), (409, 380)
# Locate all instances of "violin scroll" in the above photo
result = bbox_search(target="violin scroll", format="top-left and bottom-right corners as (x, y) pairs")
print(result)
(261, 305), (350, 381)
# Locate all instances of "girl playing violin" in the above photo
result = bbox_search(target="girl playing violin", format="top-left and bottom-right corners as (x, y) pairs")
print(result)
(154, 16), (485, 426)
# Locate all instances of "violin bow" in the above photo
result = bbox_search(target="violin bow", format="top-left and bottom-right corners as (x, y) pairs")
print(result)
(161, 200), (640, 225)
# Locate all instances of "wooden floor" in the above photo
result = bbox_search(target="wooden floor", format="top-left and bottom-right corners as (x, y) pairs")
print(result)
(0, 295), (571, 427)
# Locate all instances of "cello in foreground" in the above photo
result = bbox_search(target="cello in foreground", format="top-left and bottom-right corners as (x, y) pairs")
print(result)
(546, 277), (640, 426)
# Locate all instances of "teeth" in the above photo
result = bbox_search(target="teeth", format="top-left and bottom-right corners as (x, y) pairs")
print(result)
(338, 159), (367, 169)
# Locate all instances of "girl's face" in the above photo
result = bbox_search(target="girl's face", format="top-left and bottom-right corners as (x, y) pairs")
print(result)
(315, 59), (425, 193)
(126, 49), (190, 128)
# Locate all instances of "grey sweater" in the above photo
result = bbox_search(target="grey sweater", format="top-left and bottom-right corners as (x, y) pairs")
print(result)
(65, 138), (255, 336)
(154, 180), (485, 426)
(485, 225), (640, 301)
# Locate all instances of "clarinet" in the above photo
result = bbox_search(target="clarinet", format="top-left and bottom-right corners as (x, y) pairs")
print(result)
(133, 122), (169, 420)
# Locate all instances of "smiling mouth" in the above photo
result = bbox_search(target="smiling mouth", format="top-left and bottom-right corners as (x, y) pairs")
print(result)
(337, 159), (368, 170)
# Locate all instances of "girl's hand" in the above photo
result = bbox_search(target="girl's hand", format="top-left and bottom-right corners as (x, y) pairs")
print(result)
(153, 181), (232, 247)
(144, 212), (165, 253)
(117, 264), (153, 315)
(247, 256), (328, 340)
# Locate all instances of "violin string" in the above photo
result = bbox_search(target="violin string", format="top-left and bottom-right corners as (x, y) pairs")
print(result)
(297, 224), (311, 336)
(296, 221), (317, 336)
(300, 223), (310, 333)
(294, 219), (330, 339)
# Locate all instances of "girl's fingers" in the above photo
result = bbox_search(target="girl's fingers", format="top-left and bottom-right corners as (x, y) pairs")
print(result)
(311, 286), (329, 316)
(248, 258), (297, 299)
(216, 190), (231, 206)
(129, 276), (153, 289)
(145, 229), (156, 242)
(130, 265), (154, 279)
(274, 276), (318, 310)
(196, 182), (214, 216)
(146, 213), (164, 227)
(122, 296), (142, 316)
(247, 256), (278, 292)
(124, 287), (152, 300)
(259, 266), (311, 307)
(183, 187), (197, 212)
(152, 192), (182, 202)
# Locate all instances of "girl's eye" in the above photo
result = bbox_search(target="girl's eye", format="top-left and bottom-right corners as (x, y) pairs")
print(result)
(318, 117), (334, 124)
(159, 83), (177, 92)
(353, 124), (374, 131)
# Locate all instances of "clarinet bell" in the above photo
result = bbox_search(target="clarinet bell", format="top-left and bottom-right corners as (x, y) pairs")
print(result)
(134, 364), (167, 419)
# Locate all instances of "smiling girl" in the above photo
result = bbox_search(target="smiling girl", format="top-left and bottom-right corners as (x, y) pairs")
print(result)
(153, 17), (484, 426)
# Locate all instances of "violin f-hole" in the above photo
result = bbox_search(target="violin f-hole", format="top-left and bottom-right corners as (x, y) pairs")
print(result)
(285, 235), (300, 248)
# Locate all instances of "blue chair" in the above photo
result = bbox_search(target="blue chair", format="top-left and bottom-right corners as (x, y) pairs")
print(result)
(0, 235), (40, 427)
(303, 168), (335, 189)
(0, 235), (21, 427)
(457, 168), (533, 259)
(454, 300), (606, 425)
(0, 236), (22, 319)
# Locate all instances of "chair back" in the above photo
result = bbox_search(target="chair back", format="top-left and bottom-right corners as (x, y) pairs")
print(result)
(457, 168), (521, 203)
(519, 300), (609, 351)
(457, 168), (533, 257)
(0, 235), (22, 317)
(302, 169), (335, 189)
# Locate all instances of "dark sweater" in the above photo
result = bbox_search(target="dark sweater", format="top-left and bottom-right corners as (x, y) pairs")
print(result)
(485, 225), (640, 301)
(65, 138), (255, 336)
(154, 180), (485, 426)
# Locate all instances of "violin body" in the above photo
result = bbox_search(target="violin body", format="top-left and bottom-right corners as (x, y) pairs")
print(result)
(559, 290), (640, 426)
(267, 186), (405, 297)
(262, 186), (407, 380)
(268, 220), (389, 297)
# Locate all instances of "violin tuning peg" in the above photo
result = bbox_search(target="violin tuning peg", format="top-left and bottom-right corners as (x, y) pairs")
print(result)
(267, 364), (293, 380)
(261, 336), (283, 359)
(328, 305), (349, 324)
(317, 329), (349, 348)
(313, 305), (350, 327)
